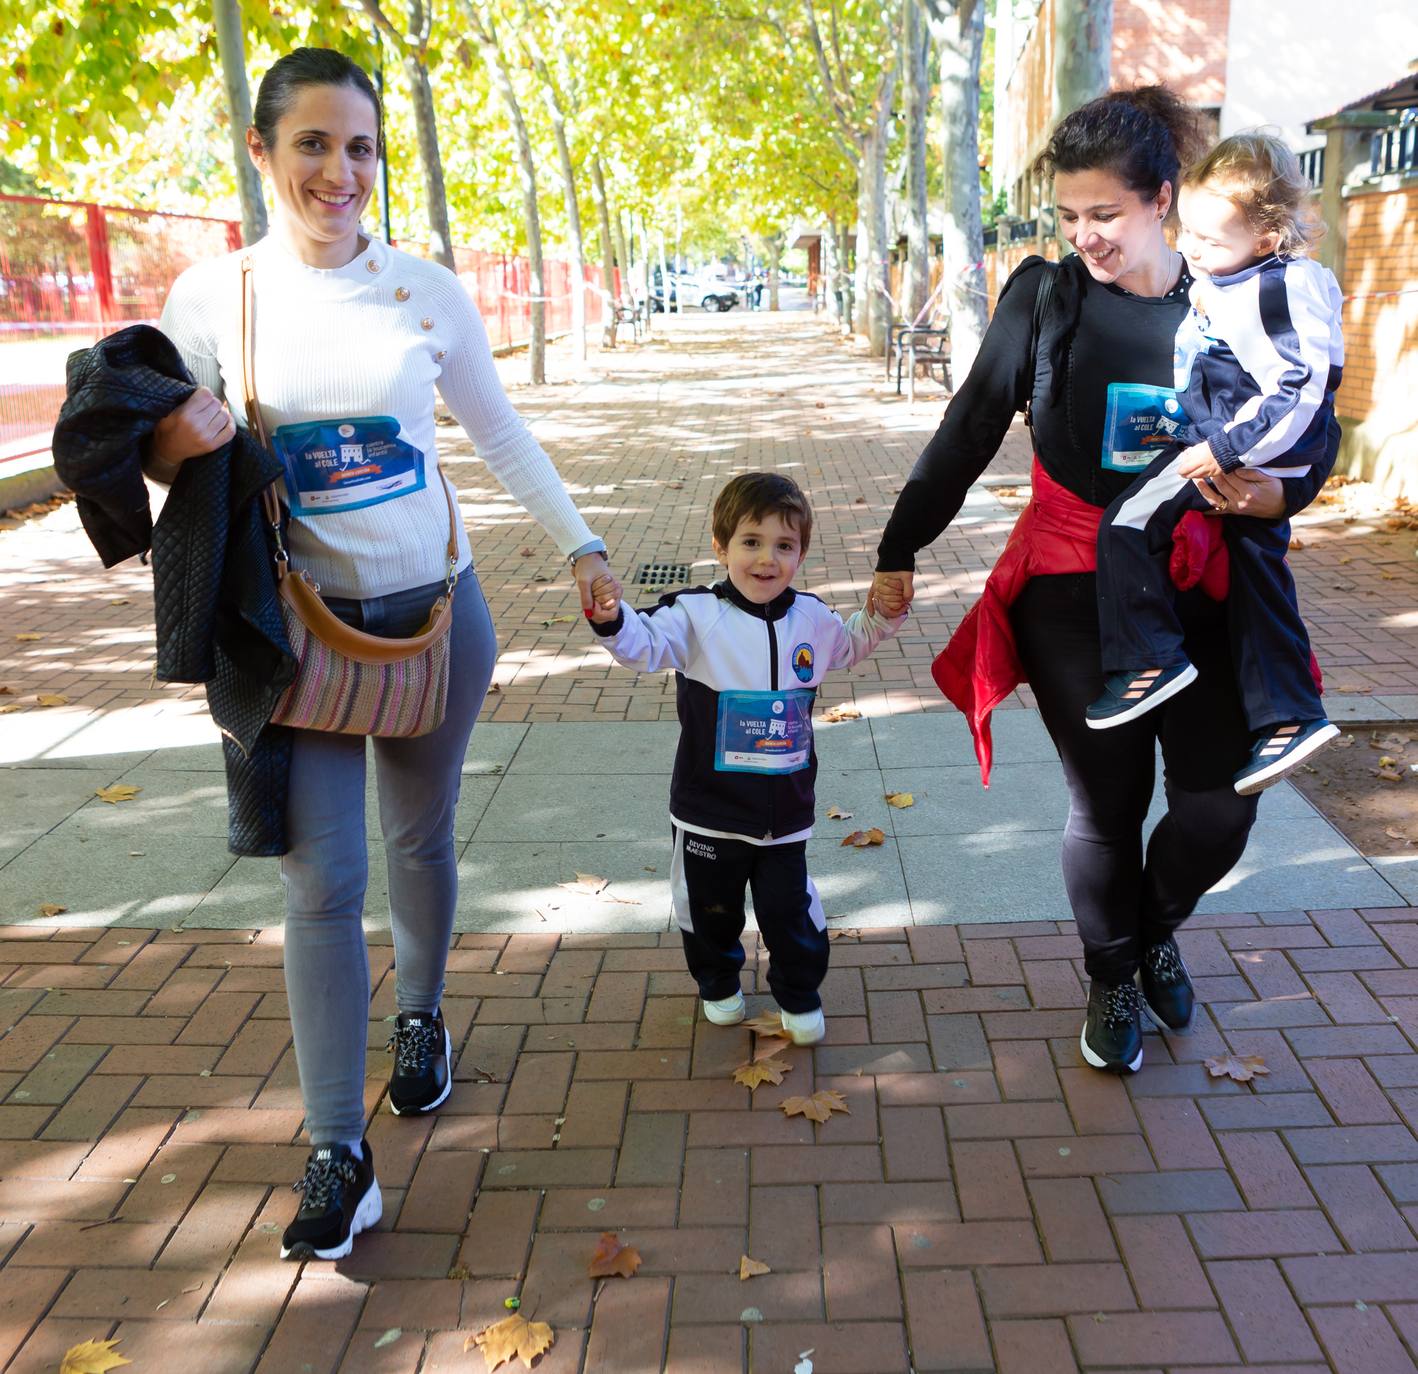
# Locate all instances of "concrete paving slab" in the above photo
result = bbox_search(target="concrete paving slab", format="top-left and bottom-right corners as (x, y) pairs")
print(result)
(464, 721), (530, 774)
(1326, 694), (1401, 721)
(0, 766), (121, 865)
(814, 718), (882, 771)
(883, 762), (1071, 837)
(798, 835), (913, 928)
(812, 767), (894, 837)
(61, 768), (232, 840)
(1371, 855), (1418, 903)
(870, 708), (1057, 772)
(472, 772), (669, 842)
(897, 829), (1072, 923)
(506, 721), (677, 774)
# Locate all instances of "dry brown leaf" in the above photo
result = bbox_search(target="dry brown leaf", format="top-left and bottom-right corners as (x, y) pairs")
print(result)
(743, 1012), (790, 1039)
(820, 704), (861, 723)
(840, 827), (886, 848)
(739, 1255), (772, 1280)
(465, 1313), (556, 1371)
(0, 684), (12, 693)
(1204, 1053), (1270, 1083)
(781, 1089), (852, 1123)
(94, 785), (141, 804)
(884, 792), (915, 809)
(587, 1230), (642, 1278)
(59, 1339), (132, 1374)
(828, 928), (862, 942)
(36, 693), (69, 707)
(38, 903), (67, 917)
(108, 597), (130, 606)
(540, 614), (577, 627)
(1332, 734), (1355, 749)
(825, 804), (853, 820)
(15, 632), (44, 641)
(0, 703), (20, 714)
(558, 873), (609, 896)
(1385, 827), (1412, 844)
(1377, 766), (1404, 783)
(519, 546), (535, 557)
(733, 1054), (791, 1089)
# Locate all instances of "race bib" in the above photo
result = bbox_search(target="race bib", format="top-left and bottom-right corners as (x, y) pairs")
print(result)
(273, 416), (426, 516)
(715, 689), (814, 774)
(1101, 383), (1188, 474)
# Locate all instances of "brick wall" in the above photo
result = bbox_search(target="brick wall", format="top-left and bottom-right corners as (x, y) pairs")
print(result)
(983, 238), (1063, 307)
(1333, 178), (1418, 496)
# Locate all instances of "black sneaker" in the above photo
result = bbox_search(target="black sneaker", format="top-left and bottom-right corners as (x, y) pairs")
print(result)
(281, 1139), (381, 1261)
(1080, 980), (1144, 1073)
(1233, 719), (1340, 795)
(1085, 662), (1198, 730)
(1139, 936), (1195, 1032)
(387, 1009), (452, 1115)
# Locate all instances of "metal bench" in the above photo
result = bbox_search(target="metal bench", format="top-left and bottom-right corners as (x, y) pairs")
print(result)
(891, 323), (951, 401)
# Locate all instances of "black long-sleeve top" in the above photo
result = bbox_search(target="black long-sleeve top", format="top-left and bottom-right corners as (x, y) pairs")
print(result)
(876, 255), (1339, 572)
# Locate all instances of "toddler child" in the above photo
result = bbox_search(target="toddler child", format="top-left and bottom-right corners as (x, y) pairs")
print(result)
(1088, 131), (1343, 794)
(588, 472), (904, 1043)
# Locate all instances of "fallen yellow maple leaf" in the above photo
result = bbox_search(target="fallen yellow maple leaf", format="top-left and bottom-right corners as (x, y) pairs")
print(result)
(820, 704), (861, 723)
(739, 1255), (772, 1280)
(825, 804), (853, 820)
(94, 785), (142, 804)
(587, 1230), (642, 1278)
(742, 1012), (790, 1039)
(781, 1089), (852, 1123)
(884, 792), (914, 808)
(38, 903), (67, 917)
(1203, 1053), (1270, 1083)
(36, 694), (69, 707)
(59, 1338), (131, 1374)
(840, 828), (886, 848)
(557, 873), (609, 896)
(15, 633), (44, 642)
(733, 1054), (791, 1090)
(465, 1313), (555, 1371)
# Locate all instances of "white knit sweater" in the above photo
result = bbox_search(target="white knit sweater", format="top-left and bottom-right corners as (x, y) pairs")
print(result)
(159, 233), (598, 598)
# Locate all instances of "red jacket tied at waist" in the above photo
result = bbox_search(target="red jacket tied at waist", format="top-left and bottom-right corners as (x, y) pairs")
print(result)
(930, 458), (1318, 786)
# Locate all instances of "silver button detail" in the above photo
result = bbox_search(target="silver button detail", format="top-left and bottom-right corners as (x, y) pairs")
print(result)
(420, 317), (434, 331)
(366, 258), (380, 273)
(395, 286), (410, 301)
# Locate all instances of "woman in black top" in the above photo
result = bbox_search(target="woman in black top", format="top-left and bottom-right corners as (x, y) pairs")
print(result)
(871, 87), (1337, 1072)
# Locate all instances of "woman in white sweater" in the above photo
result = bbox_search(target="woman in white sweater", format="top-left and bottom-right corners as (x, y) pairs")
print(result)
(147, 48), (620, 1260)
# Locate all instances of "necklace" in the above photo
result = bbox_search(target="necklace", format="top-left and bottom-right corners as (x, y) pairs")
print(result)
(1118, 250), (1184, 300)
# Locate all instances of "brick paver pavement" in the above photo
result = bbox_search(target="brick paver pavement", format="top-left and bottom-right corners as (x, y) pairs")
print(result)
(4, 309), (1418, 1372)
(3, 909), (1418, 1372)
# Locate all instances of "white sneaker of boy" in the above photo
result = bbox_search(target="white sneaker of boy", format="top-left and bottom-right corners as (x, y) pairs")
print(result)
(702, 992), (746, 1025)
(779, 1006), (826, 1045)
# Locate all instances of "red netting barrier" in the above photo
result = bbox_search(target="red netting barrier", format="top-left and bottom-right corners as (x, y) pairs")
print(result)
(2, 193), (611, 469)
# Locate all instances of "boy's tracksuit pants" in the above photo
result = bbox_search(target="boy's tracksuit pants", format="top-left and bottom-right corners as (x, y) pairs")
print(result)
(1095, 445), (1323, 733)
(670, 827), (830, 1013)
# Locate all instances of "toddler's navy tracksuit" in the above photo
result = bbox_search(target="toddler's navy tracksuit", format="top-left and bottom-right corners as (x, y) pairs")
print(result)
(592, 579), (901, 1011)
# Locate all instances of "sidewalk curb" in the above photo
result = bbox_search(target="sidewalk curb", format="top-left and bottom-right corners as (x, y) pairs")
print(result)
(0, 458), (64, 513)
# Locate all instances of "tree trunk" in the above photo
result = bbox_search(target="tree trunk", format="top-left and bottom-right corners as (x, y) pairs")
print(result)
(211, 0), (267, 246)
(766, 236), (782, 311)
(1053, 0), (1114, 120)
(403, 52), (455, 270)
(862, 86), (896, 356)
(902, 0), (930, 325)
(833, 219), (855, 333)
(589, 155), (617, 346)
(613, 210), (632, 300)
(530, 47), (586, 363)
(657, 231), (670, 326)
(938, 0), (987, 382)
(472, 19), (545, 384)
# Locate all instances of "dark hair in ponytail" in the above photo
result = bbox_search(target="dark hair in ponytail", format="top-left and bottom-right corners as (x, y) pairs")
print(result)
(252, 47), (383, 153)
(1035, 85), (1207, 204)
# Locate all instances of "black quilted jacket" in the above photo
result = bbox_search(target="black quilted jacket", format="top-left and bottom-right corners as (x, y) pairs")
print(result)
(52, 324), (297, 857)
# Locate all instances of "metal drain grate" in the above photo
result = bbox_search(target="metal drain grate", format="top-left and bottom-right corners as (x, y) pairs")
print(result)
(634, 561), (692, 588)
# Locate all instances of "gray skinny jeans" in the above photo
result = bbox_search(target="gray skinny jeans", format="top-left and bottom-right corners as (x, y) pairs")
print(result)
(279, 572), (496, 1145)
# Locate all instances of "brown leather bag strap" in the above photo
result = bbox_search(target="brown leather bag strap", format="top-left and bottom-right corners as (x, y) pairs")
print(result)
(240, 252), (461, 586)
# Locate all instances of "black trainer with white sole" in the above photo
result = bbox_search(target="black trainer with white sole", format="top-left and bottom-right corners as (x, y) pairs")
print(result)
(1233, 719), (1339, 795)
(1139, 936), (1195, 1032)
(1085, 662), (1198, 730)
(388, 1009), (452, 1115)
(1081, 980), (1144, 1073)
(281, 1139), (381, 1261)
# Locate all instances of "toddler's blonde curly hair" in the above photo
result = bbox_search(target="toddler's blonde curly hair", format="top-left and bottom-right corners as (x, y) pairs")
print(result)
(1184, 130), (1324, 257)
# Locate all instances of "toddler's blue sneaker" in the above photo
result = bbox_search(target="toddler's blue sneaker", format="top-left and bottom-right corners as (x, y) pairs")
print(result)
(1234, 719), (1339, 795)
(1085, 662), (1198, 729)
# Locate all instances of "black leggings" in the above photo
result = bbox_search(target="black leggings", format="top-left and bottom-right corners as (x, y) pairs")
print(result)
(1011, 573), (1260, 983)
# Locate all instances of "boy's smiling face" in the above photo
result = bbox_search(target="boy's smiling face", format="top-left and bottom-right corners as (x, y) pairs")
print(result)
(713, 511), (805, 605)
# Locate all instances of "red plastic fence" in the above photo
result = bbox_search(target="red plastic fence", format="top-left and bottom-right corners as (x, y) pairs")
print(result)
(1, 194), (608, 467)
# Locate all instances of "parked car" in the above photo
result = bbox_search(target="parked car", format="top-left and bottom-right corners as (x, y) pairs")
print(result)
(688, 271), (743, 312)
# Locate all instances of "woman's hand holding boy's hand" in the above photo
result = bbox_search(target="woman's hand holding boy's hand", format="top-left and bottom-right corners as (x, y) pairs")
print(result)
(868, 571), (914, 618)
(574, 552), (622, 618)
(589, 595), (622, 625)
(1177, 441), (1223, 481)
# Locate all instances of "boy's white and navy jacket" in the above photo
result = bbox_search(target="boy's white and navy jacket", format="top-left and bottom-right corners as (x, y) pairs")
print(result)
(1175, 254), (1344, 475)
(591, 579), (903, 843)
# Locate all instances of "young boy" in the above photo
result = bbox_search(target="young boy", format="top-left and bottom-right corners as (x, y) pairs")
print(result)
(588, 473), (904, 1044)
(1088, 131), (1343, 795)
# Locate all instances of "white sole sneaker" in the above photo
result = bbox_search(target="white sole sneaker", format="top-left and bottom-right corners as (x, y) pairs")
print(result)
(703, 992), (746, 1025)
(388, 1024), (453, 1115)
(280, 1177), (383, 1262)
(780, 1007), (826, 1046)
(1079, 1028), (1143, 1074)
(1234, 722), (1340, 795)
(1086, 662), (1199, 730)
